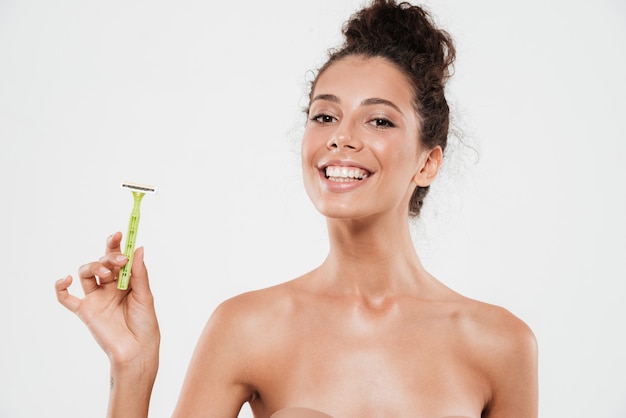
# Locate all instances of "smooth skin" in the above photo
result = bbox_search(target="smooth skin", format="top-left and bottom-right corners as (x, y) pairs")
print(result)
(56, 56), (537, 418)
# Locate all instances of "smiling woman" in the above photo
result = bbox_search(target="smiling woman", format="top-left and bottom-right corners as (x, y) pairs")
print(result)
(55, 1), (537, 417)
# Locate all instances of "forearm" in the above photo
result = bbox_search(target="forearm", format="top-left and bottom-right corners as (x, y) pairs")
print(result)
(107, 358), (159, 418)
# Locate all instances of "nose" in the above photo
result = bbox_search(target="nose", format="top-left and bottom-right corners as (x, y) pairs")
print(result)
(326, 121), (361, 151)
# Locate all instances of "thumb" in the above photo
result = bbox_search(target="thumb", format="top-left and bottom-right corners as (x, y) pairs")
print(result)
(128, 246), (152, 297)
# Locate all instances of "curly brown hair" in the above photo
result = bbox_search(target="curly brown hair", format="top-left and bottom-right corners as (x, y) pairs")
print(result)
(309, 0), (456, 217)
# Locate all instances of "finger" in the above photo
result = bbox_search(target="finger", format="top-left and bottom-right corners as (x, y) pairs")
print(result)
(98, 252), (128, 283)
(98, 252), (128, 275)
(78, 261), (115, 293)
(105, 232), (123, 255)
(128, 247), (152, 298)
(55, 275), (81, 312)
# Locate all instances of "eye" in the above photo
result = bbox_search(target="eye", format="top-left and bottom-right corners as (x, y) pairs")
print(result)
(369, 118), (395, 129)
(310, 113), (337, 124)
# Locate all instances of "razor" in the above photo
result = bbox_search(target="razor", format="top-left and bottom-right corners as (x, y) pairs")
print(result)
(118, 182), (156, 290)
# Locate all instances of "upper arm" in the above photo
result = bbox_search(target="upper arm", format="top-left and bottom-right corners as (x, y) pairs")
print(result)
(172, 297), (257, 418)
(482, 309), (538, 418)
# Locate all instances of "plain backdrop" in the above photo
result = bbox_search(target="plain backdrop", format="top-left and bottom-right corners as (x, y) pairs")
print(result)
(1, 0), (625, 416)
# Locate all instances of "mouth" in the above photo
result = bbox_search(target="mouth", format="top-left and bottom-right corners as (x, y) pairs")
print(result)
(323, 165), (371, 182)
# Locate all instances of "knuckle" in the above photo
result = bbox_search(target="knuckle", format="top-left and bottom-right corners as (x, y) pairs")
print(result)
(77, 264), (89, 276)
(100, 252), (125, 266)
(78, 262), (97, 277)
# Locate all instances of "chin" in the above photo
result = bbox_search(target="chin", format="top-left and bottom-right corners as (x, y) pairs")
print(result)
(304, 180), (396, 221)
(313, 201), (379, 221)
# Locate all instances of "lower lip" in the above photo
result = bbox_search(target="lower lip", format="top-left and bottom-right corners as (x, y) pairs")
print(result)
(318, 170), (371, 192)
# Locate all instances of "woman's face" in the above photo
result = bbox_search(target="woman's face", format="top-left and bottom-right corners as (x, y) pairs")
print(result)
(302, 55), (436, 221)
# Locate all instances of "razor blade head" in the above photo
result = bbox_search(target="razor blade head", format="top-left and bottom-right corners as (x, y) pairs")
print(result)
(121, 182), (157, 194)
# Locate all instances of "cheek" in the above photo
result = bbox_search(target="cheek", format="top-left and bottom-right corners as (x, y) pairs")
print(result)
(300, 130), (318, 182)
(300, 125), (326, 166)
(371, 137), (421, 185)
(372, 137), (416, 166)
(300, 131), (314, 167)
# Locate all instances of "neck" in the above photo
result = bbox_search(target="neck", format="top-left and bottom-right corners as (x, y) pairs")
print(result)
(319, 212), (432, 300)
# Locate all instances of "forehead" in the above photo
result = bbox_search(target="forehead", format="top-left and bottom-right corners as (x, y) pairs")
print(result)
(312, 56), (415, 106)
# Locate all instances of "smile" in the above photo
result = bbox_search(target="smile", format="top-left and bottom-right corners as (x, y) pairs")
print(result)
(324, 165), (370, 182)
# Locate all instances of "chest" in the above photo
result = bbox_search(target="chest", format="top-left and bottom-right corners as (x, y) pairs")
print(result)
(250, 307), (487, 417)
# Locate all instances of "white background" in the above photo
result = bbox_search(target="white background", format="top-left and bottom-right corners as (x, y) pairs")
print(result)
(1, 0), (625, 416)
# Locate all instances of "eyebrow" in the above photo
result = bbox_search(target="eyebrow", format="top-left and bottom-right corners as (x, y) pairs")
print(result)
(361, 97), (403, 114)
(310, 94), (403, 115)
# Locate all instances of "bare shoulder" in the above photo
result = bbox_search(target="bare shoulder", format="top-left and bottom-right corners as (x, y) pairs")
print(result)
(457, 297), (536, 354)
(208, 281), (295, 333)
(201, 280), (301, 359)
(173, 282), (297, 416)
(451, 296), (538, 416)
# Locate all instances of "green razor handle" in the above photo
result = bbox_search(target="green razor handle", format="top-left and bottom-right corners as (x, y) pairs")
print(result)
(118, 191), (145, 290)
(117, 182), (156, 290)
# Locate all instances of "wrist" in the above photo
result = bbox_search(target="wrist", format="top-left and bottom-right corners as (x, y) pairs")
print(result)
(108, 357), (158, 418)
(107, 333), (160, 375)
(110, 350), (159, 382)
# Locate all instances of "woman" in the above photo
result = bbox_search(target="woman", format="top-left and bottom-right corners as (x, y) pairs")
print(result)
(55, 1), (538, 417)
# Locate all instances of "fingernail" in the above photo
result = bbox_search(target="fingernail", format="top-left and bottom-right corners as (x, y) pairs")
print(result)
(115, 255), (127, 263)
(99, 266), (111, 276)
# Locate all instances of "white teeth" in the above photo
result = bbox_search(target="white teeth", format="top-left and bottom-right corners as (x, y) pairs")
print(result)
(324, 166), (369, 181)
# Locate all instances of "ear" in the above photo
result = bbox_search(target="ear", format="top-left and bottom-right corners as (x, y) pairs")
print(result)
(412, 146), (443, 187)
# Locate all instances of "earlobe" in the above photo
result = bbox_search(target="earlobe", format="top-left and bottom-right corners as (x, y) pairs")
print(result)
(412, 146), (443, 187)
